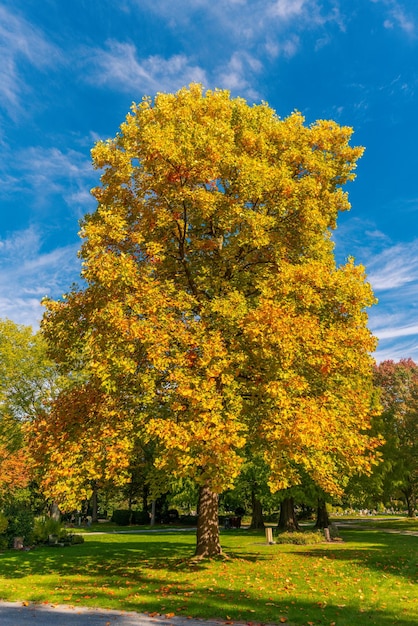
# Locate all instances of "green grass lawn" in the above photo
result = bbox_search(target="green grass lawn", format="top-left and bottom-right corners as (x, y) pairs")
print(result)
(0, 522), (416, 625)
(330, 515), (418, 532)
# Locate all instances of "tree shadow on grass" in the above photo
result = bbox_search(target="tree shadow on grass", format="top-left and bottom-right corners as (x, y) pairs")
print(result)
(0, 538), (211, 615)
(0, 530), (417, 626)
(0, 538), (209, 580)
(290, 528), (418, 584)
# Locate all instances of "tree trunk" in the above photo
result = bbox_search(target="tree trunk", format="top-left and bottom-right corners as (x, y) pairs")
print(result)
(278, 497), (299, 531)
(250, 490), (265, 529)
(150, 500), (156, 527)
(195, 483), (222, 558)
(403, 487), (416, 518)
(142, 483), (149, 514)
(128, 481), (134, 510)
(315, 498), (330, 529)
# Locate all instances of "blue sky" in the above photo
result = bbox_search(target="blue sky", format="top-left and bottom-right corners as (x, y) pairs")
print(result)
(0, 0), (417, 362)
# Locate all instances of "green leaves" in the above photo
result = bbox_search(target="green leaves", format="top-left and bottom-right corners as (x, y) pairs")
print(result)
(0, 319), (62, 498)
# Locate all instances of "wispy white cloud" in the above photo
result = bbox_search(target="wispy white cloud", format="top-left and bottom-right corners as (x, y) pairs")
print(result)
(335, 218), (418, 362)
(77, 0), (350, 105)
(0, 228), (80, 329)
(269, 0), (306, 19)
(374, 339), (418, 363)
(371, 324), (418, 364)
(0, 6), (63, 117)
(86, 5), (325, 103)
(333, 217), (392, 264)
(265, 34), (301, 59)
(217, 52), (263, 98)
(84, 43), (208, 95)
(371, 0), (416, 35)
(128, 0), (341, 31)
(1, 146), (95, 214)
(83, 41), (266, 100)
(373, 323), (418, 340)
(123, 0), (344, 63)
(362, 238), (418, 362)
(366, 240), (418, 290)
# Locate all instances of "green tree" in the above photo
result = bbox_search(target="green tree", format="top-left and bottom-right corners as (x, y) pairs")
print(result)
(0, 319), (59, 501)
(373, 359), (418, 517)
(38, 85), (379, 557)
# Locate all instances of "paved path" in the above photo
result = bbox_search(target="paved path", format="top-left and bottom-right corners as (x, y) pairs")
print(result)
(0, 602), (234, 626)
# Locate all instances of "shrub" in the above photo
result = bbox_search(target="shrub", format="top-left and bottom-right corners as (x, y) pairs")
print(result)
(3, 505), (34, 547)
(0, 512), (8, 535)
(0, 513), (9, 551)
(68, 533), (84, 545)
(46, 533), (85, 547)
(275, 530), (324, 545)
(179, 514), (198, 526)
(263, 512), (279, 523)
(157, 508), (180, 523)
(296, 506), (315, 521)
(33, 517), (67, 544)
(131, 510), (150, 525)
(111, 509), (132, 525)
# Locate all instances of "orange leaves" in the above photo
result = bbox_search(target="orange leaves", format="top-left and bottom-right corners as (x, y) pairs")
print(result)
(239, 255), (379, 495)
(27, 382), (137, 510)
(0, 445), (30, 493)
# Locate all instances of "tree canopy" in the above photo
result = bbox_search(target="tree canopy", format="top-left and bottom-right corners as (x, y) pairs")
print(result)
(34, 85), (380, 556)
(0, 319), (58, 500)
(373, 359), (418, 516)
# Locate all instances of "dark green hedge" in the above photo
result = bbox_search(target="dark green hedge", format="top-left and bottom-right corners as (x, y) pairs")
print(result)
(111, 509), (150, 526)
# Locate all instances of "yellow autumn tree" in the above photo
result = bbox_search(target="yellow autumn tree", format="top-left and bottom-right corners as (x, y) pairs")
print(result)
(35, 85), (380, 557)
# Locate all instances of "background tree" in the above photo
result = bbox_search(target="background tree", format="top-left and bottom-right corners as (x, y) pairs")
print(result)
(0, 319), (59, 504)
(38, 85), (379, 557)
(372, 359), (418, 517)
(219, 455), (272, 529)
(28, 382), (138, 510)
(0, 319), (58, 421)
